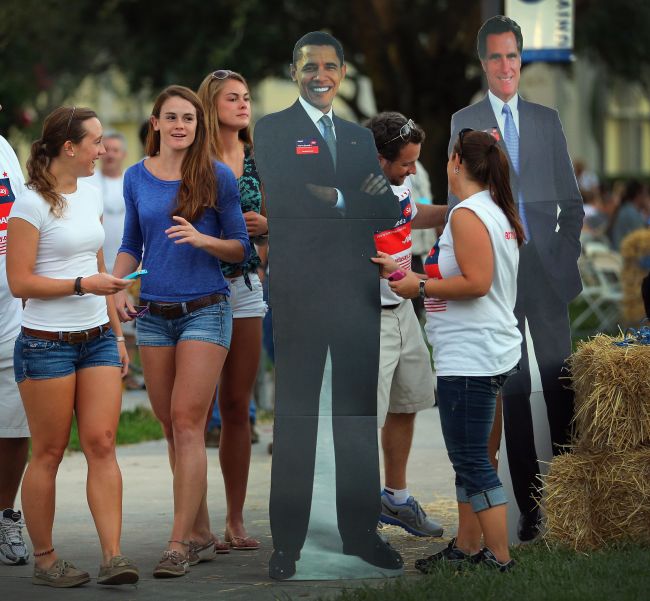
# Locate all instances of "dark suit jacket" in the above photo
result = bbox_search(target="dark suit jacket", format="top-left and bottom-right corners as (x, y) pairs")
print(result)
(254, 100), (400, 307)
(448, 95), (584, 303)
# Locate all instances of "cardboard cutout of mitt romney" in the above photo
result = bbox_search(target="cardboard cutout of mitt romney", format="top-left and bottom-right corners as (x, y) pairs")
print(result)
(448, 16), (583, 543)
(253, 32), (403, 580)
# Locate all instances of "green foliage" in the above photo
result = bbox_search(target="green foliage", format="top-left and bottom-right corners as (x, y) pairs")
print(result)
(67, 407), (163, 452)
(3, 1), (650, 196)
(325, 543), (650, 601)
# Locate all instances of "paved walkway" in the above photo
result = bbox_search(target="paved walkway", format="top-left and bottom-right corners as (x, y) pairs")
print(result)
(2, 388), (456, 600)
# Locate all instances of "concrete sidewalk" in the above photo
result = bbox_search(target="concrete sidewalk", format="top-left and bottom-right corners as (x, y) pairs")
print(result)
(1, 389), (456, 600)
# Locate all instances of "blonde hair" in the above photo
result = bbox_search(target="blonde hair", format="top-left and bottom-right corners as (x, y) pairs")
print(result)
(197, 71), (253, 160)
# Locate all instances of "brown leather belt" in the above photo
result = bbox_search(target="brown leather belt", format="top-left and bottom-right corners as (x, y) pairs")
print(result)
(147, 293), (227, 320)
(22, 322), (111, 344)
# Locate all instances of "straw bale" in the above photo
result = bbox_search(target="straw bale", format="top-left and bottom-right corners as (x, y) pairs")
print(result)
(620, 229), (650, 324)
(543, 448), (650, 550)
(568, 334), (650, 450)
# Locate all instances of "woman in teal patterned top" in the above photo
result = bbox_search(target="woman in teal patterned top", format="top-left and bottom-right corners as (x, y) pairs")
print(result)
(198, 70), (267, 551)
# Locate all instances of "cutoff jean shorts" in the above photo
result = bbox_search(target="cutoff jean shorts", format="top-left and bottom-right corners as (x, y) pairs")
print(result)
(14, 327), (121, 383)
(436, 371), (513, 513)
(136, 300), (233, 349)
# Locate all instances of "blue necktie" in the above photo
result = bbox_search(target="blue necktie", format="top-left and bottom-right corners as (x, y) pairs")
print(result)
(319, 115), (337, 168)
(502, 104), (530, 241)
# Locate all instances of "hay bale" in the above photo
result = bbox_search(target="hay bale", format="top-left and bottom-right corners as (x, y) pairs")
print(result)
(543, 448), (650, 550)
(568, 334), (650, 450)
(620, 229), (650, 324)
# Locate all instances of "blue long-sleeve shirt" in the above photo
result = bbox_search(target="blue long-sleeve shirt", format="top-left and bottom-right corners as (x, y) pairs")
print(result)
(119, 160), (250, 302)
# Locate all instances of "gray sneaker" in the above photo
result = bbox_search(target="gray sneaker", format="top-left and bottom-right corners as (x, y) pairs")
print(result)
(33, 558), (90, 588)
(153, 550), (189, 578)
(97, 555), (139, 585)
(0, 508), (29, 565)
(379, 492), (444, 537)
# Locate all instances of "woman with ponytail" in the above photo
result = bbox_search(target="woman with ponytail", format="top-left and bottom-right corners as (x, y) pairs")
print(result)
(7, 107), (139, 587)
(373, 130), (522, 572)
(111, 86), (250, 578)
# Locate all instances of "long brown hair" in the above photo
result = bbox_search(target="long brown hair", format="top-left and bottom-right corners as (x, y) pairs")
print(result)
(197, 71), (253, 160)
(453, 130), (525, 246)
(26, 106), (97, 217)
(146, 85), (217, 221)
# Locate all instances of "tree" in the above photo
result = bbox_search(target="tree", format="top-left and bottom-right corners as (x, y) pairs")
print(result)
(2, 1), (650, 196)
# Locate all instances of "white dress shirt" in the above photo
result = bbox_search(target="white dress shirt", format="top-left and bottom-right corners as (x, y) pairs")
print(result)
(488, 90), (520, 135)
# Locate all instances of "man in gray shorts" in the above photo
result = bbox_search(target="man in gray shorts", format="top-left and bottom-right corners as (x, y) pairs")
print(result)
(366, 112), (447, 537)
(0, 124), (30, 566)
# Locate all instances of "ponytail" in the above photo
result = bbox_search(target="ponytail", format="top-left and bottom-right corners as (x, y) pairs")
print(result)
(453, 130), (525, 246)
(26, 139), (65, 217)
(486, 143), (525, 246)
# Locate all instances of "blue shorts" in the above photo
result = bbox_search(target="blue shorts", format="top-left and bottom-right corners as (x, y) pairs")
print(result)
(136, 301), (232, 349)
(14, 328), (122, 383)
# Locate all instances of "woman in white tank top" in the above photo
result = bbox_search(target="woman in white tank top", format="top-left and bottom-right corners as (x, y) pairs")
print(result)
(373, 129), (524, 572)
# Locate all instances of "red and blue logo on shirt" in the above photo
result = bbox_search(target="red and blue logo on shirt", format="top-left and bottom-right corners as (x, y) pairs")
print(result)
(0, 171), (17, 255)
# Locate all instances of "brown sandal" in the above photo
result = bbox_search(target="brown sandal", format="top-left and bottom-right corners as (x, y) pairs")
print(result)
(224, 528), (260, 551)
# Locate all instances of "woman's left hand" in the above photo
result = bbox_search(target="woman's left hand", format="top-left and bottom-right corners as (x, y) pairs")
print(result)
(118, 340), (129, 378)
(388, 271), (422, 299)
(244, 211), (268, 237)
(166, 216), (206, 248)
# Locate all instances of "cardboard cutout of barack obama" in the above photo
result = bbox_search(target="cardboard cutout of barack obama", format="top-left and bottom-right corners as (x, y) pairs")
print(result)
(254, 31), (404, 580)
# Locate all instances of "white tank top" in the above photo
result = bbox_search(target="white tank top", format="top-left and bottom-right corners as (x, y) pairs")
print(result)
(424, 189), (521, 376)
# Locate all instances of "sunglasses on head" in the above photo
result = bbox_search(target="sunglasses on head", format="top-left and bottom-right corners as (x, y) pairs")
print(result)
(65, 106), (77, 141)
(212, 70), (236, 80)
(380, 118), (416, 148)
(457, 128), (474, 163)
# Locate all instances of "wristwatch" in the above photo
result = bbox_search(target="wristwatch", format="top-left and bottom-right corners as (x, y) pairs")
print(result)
(419, 280), (427, 299)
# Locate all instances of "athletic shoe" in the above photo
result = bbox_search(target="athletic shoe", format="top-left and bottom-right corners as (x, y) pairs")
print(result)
(379, 492), (444, 537)
(153, 550), (189, 578)
(97, 555), (139, 585)
(205, 427), (221, 448)
(414, 537), (480, 573)
(476, 547), (516, 572)
(0, 508), (29, 565)
(33, 559), (90, 588)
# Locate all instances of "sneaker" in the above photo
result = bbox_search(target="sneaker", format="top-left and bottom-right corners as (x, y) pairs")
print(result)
(97, 555), (139, 585)
(0, 508), (29, 565)
(153, 550), (189, 578)
(33, 558), (90, 588)
(414, 538), (480, 574)
(379, 493), (444, 537)
(205, 427), (221, 448)
(476, 547), (516, 572)
(250, 421), (260, 444)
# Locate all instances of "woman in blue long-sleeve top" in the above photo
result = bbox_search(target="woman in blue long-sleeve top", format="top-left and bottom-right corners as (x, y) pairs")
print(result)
(112, 85), (249, 579)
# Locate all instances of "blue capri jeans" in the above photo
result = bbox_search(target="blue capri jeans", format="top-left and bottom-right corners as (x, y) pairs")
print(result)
(437, 373), (511, 513)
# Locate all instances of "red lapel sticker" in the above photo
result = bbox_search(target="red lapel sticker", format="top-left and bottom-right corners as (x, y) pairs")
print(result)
(296, 139), (319, 155)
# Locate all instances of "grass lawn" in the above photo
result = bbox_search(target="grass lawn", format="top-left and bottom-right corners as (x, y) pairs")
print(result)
(67, 406), (163, 451)
(327, 543), (650, 601)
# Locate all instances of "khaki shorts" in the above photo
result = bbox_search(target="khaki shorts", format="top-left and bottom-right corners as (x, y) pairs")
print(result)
(0, 335), (29, 438)
(377, 300), (435, 428)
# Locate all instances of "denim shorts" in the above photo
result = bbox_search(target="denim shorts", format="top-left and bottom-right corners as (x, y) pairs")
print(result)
(436, 373), (511, 513)
(136, 300), (232, 349)
(14, 328), (121, 383)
